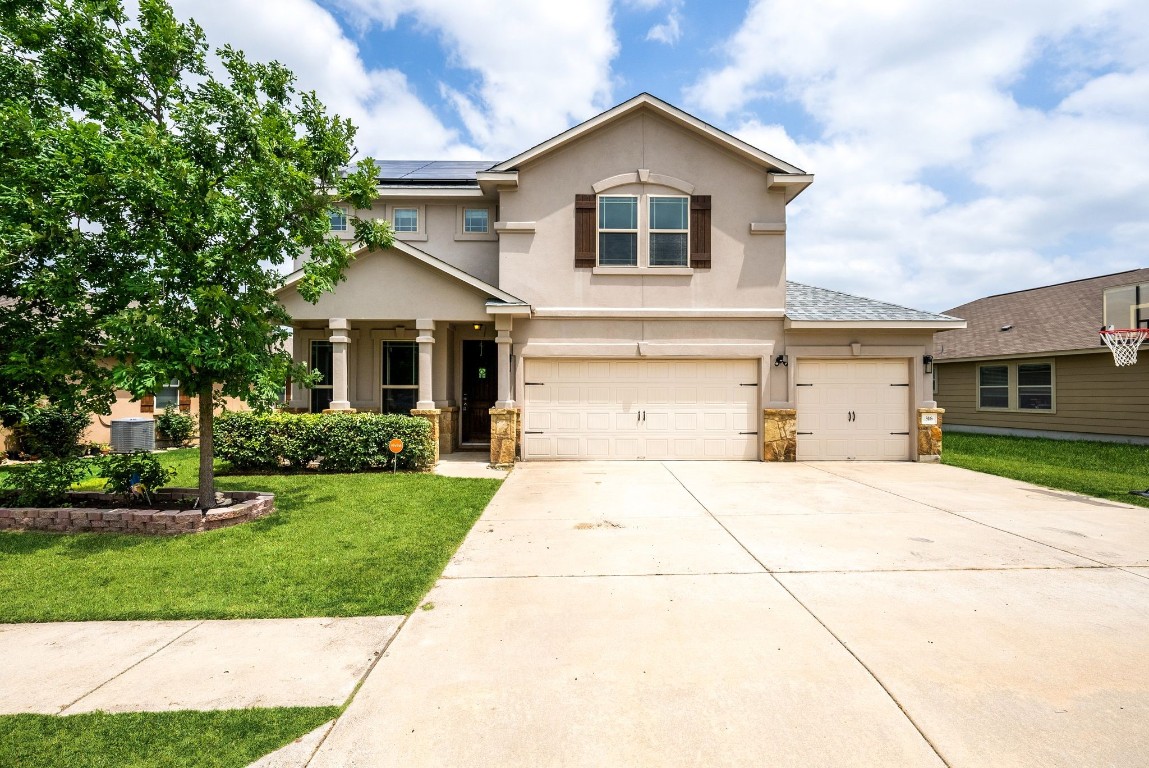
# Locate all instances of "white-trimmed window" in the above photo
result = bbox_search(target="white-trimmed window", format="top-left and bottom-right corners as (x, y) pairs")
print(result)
(381, 341), (418, 414)
(648, 196), (688, 267)
(328, 206), (348, 232)
(977, 361), (1054, 411)
(463, 208), (489, 233)
(598, 195), (638, 266)
(393, 207), (419, 233)
(155, 381), (180, 409)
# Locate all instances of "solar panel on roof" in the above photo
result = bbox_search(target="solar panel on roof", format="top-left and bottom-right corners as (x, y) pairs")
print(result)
(373, 160), (495, 181)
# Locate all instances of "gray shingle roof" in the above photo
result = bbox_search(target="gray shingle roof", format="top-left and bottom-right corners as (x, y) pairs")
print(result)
(786, 282), (960, 322)
(934, 268), (1149, 360)
(373, 160), (495, 184)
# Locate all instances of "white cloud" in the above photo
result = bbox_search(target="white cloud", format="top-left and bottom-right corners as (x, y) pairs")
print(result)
(336, 0), (619, 159)
(645, 4), (682, 45)
(171, 0), (477, 159)
(685, 0), (1149, 311)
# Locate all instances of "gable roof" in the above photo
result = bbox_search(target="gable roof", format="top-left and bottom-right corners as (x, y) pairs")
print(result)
(488, 93), (809, 179)
(785, 282), (963, 328)
(934, 268), (1149, 360)
(277, 239), (527, 307)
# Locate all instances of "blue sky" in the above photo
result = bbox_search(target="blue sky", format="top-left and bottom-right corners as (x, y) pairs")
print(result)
(174, 0), (1149, 312)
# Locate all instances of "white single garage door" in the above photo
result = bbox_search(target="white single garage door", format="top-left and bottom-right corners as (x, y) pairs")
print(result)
(796, 359), (911, 461)
(522, 359), (759, 460)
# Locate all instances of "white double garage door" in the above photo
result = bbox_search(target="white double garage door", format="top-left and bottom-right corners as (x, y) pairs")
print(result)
(522, 357), (911, 461)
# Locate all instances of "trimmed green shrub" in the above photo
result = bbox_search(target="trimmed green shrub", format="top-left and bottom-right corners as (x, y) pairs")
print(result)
(98, 452), (175, 495)
(13, 406), (90, 459)
(155, 406), (196, 446)
(215, 411), (434, 472)
(2, 458), (91, 506)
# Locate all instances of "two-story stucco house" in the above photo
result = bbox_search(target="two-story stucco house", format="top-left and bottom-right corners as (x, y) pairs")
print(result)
(275, 94), (963, 465)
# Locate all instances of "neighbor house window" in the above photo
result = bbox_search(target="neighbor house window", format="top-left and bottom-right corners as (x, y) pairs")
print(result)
(328, 206), (348, 232)
(598, 195), (638, 266)
(310, 340), (333, 413)
(381, 341), (418, 414)
(977, 361), (1054, 412)
(978, 365), (1009, 409)
(648, 196), (689, 267)
(1017, 363), (1052, 410)
(393, 207), (419, 233)
(463, 208), (489, 233)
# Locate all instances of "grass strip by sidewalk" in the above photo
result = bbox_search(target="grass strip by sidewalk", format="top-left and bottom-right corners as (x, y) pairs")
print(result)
(0, 707), (339, 768)
(0, 449), (501, 622)
(942, 431), (1149, 508)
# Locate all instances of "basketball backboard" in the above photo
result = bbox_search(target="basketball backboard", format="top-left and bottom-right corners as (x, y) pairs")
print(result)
(1103, 282), (1149, 330)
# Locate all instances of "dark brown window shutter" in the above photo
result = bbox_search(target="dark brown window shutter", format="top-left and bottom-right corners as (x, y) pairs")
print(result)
(178, 392), (191, 413)
(574, 194), (596, 268)
(140, 395), (155, 413)
(690, 195), (712, 269)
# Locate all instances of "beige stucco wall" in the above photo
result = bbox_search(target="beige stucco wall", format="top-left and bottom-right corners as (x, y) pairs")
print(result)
(83, 390), (247, 445)
(280, 247), (494, 323)
(497, 109), (787, 310)
(936, 352), (1149, 438)
(306, 198), (500, 285)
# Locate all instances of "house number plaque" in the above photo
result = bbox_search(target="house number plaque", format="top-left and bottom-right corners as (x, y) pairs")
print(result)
(920, 413), (938, 426)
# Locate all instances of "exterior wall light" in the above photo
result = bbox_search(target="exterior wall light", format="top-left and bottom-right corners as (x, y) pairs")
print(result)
(773, 354), (788, 367)
(923, 354), (934, 374)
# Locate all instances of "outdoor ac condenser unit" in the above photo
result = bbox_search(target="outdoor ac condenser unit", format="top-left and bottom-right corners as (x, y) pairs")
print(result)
(110, 417), (155, 453)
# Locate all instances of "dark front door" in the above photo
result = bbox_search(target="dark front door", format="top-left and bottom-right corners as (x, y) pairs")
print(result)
(462, 340), (497, 442)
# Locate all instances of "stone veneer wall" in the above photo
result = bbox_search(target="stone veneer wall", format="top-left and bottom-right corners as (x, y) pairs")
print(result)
(439, 406), (458, 456)
(409, 408), (441, 466)
(762, 409), (797, 462)
(489, 408), (518, 468)
(917, 408), (944, 462)
(0, 489), (274, 535)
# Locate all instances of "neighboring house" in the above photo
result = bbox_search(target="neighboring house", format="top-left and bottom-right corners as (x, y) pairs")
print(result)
(83, 384), (245, 446)
(934, 268), (1149, 444)
(275, 94), (962, 463)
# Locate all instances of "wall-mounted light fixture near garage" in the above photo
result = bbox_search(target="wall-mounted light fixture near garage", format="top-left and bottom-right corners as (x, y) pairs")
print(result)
(472, 323), (482, 331)
(923, 354), (934, 374)
(773, 354), (788, 367)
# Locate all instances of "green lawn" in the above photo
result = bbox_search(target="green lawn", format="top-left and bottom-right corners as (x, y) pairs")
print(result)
(0, 449), (501, 622)
(0, 707), (339, 768)
(943, 431), (1149, 508)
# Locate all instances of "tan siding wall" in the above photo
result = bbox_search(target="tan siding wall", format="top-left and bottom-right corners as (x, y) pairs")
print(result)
(936, 353), (1149, 437)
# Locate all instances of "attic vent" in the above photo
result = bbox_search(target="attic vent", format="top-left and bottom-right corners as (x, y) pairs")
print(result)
(1000, 324), (1013, 332)
(111, 417), (156, 453)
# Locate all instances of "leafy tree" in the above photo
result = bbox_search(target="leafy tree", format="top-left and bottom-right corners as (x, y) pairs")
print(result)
(0, 0), (390, 508)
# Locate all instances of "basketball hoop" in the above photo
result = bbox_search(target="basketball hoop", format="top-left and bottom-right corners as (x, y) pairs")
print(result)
(1100, 328), (1149, 366)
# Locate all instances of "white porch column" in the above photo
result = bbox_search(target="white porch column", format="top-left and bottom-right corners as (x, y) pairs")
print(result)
(495, 316), (514, 408)
(328, 318), (352, 411)
(416, 318), (436, 410)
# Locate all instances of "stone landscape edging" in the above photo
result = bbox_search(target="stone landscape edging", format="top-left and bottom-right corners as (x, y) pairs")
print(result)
(0, 488), (275, 535)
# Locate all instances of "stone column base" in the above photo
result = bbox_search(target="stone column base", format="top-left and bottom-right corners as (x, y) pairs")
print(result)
(917, 407), (944, 462)
(489, 408), (518, 468)
(439, 406), (458, 455)
(410, 408), (442, 467)
(322, 407), (357, 414)
(762, 408), (797, 462)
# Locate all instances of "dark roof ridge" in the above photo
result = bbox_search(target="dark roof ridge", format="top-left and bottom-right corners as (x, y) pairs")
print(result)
(955, 268), (1149, 306)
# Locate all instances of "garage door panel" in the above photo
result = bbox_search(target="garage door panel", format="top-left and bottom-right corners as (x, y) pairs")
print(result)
(796, 358), (910, 461)
(522, 358), (758, 460)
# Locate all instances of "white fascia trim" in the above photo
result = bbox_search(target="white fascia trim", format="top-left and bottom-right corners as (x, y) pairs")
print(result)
(785, 319), (968, 330)
(934, 348), (1109, 364)
(276, 240), (526, 306)
(485, 302), (532, 317)
(534, 307), (785, 318)
(766, 173), (815, 203)
(373, 187), (488, 198)
(750, 222), (786, 234)
(475, 171), (519, 195)
(490, 94), (806, 175)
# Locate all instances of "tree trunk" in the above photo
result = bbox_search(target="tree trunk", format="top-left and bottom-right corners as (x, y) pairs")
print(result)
(198, 383), (215, 511)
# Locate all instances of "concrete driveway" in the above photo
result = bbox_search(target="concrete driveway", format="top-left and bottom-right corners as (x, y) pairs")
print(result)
(310, 461), (1149, 767)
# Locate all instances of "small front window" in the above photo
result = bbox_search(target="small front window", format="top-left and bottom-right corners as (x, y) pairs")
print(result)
(155, 381), (180, 409)
(310, 341), (333, 413)
(328, 206), (348, 232)
(393, 208), (419, 233)
(978, 365), (1009, 409)
(649, 196), (688, 267)
(598, 196), (638, 266)
(381, 341), (418, 414)
(1017, 363), (1052, 410)
(463, 208), (489, 233)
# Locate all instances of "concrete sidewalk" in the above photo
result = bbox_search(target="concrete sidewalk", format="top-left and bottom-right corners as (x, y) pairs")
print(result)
(0, 616), (402, 714)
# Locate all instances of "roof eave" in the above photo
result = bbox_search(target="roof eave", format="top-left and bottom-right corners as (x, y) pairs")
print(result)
(785, 319), (968, 330)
